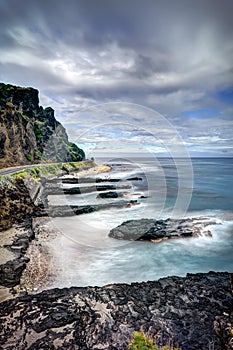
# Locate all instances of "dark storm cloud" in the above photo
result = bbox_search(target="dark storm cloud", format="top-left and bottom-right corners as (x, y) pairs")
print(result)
(0, 0), (233, 155)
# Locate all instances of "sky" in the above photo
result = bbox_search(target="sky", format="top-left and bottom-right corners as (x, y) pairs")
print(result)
(0, 0), (233, 158)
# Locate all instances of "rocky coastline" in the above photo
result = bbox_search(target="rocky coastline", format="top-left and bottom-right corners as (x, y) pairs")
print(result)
(0, 166), (233, 349)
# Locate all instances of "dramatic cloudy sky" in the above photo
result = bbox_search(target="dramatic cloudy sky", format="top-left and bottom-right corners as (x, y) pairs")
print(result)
(0, 0), (233, 157)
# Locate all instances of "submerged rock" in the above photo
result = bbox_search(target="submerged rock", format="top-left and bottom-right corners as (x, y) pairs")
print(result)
(0, 272), (232, 349)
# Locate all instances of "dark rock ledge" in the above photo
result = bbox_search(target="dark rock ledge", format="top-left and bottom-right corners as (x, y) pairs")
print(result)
(0, 272), (232, 349)
(47, 176), (143, 184)
(44, 184), (131, 195)
(109, 218), (217, 242)
(38, 200), (139, 217)
(0, 218), (34, 287)
(97, 191), (124, 199)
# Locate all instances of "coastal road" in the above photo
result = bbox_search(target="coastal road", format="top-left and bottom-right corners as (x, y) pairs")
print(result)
(0, 165), (34, 176)
(0, 162), (73, 176)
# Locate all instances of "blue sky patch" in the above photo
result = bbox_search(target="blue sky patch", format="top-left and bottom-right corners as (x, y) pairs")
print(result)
(217, 88), (233, 105)
(182, 109), (218, 119)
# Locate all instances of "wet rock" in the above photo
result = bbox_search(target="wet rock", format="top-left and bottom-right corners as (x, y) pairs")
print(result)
(0, 272), (232, 349)
(45, 184), (131, 195)
(46, 200), (139, 217)
(126, 177), (142, 181)
(60, 177), (123, 184)
(97, 191), (124, 199)
(49, 177), (142, 184)
(109, 217), (216, 241)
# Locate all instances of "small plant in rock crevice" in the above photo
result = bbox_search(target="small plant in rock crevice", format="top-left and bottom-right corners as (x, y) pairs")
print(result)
(128, 332), (181, 350)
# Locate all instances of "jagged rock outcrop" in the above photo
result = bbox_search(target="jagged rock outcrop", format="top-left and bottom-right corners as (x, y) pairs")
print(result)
(0, 82), (85, 168)
(0, 272), (232, 349)
(0, 177), (41, 230)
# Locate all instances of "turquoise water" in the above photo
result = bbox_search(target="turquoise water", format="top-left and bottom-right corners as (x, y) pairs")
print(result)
(47, 157), (233, 288)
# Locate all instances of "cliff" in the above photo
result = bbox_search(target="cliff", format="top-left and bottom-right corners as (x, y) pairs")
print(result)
(0, 83), (85, 168)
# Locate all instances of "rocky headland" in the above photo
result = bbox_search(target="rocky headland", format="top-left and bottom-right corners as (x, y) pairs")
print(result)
(0, 82), (85, 168)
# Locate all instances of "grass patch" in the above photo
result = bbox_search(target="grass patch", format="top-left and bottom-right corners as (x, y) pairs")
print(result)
(128, 332), (181, 350)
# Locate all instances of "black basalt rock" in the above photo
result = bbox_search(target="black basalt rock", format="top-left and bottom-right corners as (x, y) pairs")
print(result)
(97, 191), (124, 199)
(0, 272), (232, 349)
(109, 217), (216, 241)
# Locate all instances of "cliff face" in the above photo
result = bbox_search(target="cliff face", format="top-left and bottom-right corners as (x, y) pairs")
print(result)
(0, 83), (85, 168)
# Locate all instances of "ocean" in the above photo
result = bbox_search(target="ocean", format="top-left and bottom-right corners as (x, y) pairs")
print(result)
(46, 157), (233, 288)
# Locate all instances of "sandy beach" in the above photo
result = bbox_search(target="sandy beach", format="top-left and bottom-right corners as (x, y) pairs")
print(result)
(64, 163), (111, 179)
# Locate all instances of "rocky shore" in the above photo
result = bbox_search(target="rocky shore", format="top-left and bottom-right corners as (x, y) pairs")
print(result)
(1, 165), (233, 349)
(0, 272), (232, 349)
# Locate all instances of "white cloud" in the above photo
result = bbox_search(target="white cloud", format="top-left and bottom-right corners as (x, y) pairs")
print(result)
(0, 0), (233, 156)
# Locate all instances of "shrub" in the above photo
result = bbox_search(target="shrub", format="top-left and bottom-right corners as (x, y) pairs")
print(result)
(25, 154), (33, 161)
(34, 124), (44, 140)
(36, 134), (43, 140)
(128, 332), (181, 350)
(30, 167), (40, 177)
(34, 148), (42, 158)
(12, 170), (28, 179)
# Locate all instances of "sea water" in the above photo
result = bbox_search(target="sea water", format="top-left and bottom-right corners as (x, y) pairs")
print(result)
(46, 157), (233, 288)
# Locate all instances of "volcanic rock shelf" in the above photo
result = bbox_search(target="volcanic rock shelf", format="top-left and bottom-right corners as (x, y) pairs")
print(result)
(0, 272), (232, 349)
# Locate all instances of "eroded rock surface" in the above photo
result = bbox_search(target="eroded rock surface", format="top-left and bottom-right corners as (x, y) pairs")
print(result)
(0, 272), (232, 349)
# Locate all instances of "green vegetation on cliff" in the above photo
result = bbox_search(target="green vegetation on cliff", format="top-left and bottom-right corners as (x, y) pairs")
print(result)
(0, 82), (85, 168)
